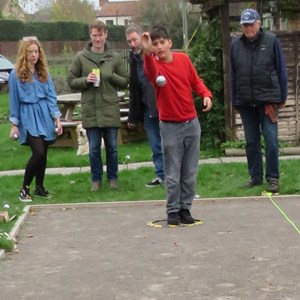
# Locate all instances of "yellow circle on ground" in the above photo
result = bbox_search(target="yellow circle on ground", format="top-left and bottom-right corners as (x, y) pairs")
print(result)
(147, 219), (204, 228)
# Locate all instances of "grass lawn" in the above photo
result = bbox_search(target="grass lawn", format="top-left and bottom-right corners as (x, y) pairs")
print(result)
(0, 92), (219, 171)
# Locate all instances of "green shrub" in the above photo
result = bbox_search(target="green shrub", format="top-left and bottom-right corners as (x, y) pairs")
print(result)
(221, 140), (247, 151)
(0, 234), (14, 252)
(189, 19), (225, 149)
(0, 20), (126, 43)
(0, 19), (24, 40)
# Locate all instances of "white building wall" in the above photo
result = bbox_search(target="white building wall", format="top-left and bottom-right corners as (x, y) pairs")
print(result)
(97, 16), (132, 26)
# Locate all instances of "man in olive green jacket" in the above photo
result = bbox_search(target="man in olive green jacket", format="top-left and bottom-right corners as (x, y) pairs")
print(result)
(67, 20), (129, 191)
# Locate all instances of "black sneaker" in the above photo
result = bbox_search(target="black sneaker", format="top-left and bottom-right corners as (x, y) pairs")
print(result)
(19, 186), (32, 202)
(145, 178), (164, 188)
(268, 179), (279, 193)
(35, 186), (52, 198)
(167, 212), (180, 225)
(179, 209), (195, 224)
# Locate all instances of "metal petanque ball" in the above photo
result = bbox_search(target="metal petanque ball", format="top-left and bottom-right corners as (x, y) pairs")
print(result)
(13, 133), (18, 140)
(156, 75), (166, 87)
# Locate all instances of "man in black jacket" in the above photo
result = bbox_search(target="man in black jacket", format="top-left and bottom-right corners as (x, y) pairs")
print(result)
(230, 9), (288, 193)
(125, 25), (164, 187)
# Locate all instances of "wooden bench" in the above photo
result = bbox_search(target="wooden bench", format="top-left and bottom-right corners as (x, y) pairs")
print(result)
(51, 97), (146, 147)
(52, 119), (146, 147)
(117, 100), (147, 144)
(52, 121), (79, 148)
(117, 116), (147, 145)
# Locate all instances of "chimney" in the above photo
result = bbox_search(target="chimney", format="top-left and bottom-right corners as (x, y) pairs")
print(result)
(99, 0), (109, 8)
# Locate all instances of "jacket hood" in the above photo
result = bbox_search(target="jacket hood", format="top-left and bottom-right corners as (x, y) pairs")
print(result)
(82, 42), (114, 64)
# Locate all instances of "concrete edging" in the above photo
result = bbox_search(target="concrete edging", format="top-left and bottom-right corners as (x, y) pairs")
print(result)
(0, 205), (30, 261)
(225, 147), (300, 157)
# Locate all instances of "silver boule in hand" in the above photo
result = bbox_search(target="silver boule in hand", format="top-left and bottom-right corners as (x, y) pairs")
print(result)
(156, 75), (166, 87)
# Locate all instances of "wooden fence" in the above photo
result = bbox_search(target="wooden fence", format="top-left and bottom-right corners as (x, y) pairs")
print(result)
(48, 49), (130, 77)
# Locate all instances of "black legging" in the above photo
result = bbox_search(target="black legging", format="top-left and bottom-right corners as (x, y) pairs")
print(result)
(23, 133), (50, 188)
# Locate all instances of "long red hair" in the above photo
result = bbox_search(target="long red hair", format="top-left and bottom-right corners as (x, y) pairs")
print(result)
(15, 38), (48, 83)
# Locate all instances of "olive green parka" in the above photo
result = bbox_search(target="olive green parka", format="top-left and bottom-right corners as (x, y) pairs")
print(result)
(67, 42), (129, 128)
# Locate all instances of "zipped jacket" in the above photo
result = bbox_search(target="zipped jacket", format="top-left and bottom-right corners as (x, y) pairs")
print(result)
(67, 42), (129, 128)
(128, 51), (157, 124)
(231, 29), (287, 107)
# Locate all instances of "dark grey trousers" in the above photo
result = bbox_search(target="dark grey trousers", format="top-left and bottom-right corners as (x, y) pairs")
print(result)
(160, 118), (201, 214)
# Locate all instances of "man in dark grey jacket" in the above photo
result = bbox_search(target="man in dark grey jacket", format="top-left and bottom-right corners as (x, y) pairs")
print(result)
(126, 25), (164, 187)
(230, 9), (288, 193)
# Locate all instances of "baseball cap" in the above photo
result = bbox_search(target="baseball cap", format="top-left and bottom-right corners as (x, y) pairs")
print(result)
(240, 9), (260, 25)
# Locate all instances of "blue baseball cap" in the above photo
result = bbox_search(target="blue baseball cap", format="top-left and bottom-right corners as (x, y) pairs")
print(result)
(240, 9), (260, 25)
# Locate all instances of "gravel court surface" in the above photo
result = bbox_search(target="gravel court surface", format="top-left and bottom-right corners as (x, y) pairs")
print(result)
(0, 196), (299, 300)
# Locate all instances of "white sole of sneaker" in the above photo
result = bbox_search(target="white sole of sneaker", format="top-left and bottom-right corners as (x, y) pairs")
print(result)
(35, 195), (52, 199)
(145, 184), (163, 188)
(19, 198), (32, 202)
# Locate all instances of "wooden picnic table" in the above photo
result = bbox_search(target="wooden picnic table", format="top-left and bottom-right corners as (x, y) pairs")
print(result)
(57, 93), (81, 121)
(54, 91), (130, 148)
(57, 92), (126, 121)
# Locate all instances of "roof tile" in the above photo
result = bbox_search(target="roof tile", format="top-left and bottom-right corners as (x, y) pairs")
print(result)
(96, 1), (140, 17)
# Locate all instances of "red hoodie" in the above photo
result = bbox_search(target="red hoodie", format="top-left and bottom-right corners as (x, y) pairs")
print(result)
(144, 52), (212, 122)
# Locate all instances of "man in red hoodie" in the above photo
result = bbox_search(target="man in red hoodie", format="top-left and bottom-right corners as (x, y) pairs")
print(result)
(142, 25), (213, 225)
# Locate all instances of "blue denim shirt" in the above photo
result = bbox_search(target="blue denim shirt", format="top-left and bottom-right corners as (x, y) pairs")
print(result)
(9, 70), (61, 145)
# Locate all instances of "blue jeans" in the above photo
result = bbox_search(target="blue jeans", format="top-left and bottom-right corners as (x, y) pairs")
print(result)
(86, 127), (118, 183)
(143, 112), (164, 180)
(238, 105), (279, 182)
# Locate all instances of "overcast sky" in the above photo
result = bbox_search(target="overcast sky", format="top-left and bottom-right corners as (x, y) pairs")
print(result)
(20, 0), (100, 14)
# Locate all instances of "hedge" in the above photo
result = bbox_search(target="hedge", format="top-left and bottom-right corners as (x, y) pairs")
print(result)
(0, 19), (126, 42)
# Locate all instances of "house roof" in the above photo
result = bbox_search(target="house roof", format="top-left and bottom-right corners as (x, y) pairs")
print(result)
(29, 10), (51, 23)
(96, 1), (140, 18)
(188, 0), (250, 3)
(187, 0), (255, 13)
